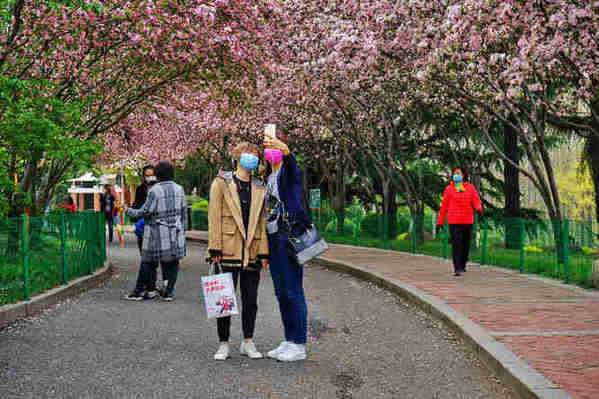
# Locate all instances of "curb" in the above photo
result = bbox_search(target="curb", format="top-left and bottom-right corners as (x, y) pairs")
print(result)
(0, 260), (113, 329)
(185, 232), (570, 398)
(186, 234), (208, 244)
(314, 256), (571, 399)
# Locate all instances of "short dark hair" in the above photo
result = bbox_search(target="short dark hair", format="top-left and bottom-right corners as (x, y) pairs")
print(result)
(142, 164), (154, 174)
(155, 161), (174, 181)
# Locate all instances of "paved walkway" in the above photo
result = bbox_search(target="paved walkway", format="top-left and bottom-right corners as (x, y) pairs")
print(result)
(187, 231), (599, 399)
(0, 234), (516, 399)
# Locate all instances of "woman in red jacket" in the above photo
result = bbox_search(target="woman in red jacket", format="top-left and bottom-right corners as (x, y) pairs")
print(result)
(436, 168), (483, 276)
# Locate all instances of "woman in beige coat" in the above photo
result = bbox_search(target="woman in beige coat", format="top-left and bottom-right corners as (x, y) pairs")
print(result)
(207, 142), (269, 360)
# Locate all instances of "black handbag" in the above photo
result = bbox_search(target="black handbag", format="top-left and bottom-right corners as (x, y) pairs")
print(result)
(287, 224), (329, 265)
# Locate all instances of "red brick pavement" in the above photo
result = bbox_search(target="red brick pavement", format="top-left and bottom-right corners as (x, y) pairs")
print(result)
(498, 335), (599, 399)
(319, 244), (599, 399)
(187, 232), (599, 398)
(453, 301), (599, 332)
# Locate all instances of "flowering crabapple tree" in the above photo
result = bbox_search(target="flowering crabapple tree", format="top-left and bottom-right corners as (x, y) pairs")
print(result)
(405, 0), (599, 224)
(0, 0), (283, 214)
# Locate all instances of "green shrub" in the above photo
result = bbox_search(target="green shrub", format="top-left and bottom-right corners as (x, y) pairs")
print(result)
(582, 246), (599, 256)
(191, 199), (209, 211)
(397, 213), (411, 234)
(326, 217), (356, 233)
(396, 232), (409, 241)
(524, 245), (543, 253)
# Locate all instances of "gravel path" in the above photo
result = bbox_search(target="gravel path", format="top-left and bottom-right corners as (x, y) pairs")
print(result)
(0, 235), (517, 399)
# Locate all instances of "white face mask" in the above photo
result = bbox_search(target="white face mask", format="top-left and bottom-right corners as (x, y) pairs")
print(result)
(145, 176), (157, 183)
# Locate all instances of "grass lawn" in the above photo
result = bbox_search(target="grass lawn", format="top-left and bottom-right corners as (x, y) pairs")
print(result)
(0, 233), (104, 305)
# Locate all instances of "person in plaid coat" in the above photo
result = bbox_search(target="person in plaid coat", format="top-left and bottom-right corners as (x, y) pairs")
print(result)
(125, 161), (187, 301)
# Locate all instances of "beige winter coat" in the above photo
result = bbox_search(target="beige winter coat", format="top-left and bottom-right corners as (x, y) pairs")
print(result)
(207, 171), (269, 267)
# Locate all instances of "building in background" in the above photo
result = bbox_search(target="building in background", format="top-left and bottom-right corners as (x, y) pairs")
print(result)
(67, 172), (136, 211)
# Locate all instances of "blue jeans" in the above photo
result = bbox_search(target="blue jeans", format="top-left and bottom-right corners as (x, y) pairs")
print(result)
(268, 233), (308, 344)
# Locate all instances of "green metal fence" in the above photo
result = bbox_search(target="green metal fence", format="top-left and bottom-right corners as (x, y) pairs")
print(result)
(312, 209), (598, 288)
(190, 209), (209, 231)
(189, 208), (598, 289)
(0, 211), (106, 305)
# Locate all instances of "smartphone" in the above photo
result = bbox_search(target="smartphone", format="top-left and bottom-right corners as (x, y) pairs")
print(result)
(264, 124), (276, 139)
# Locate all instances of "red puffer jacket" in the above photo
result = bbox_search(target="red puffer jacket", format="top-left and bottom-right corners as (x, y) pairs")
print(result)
(437, 182), (483, 225)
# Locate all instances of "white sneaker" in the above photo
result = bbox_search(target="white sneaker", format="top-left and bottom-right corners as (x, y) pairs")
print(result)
(267, 341), (292, 359)
(240, 341), (263, 359)
(145, 290), (159, 299)
(276, 343), (307, 362)
(214, 343), (230, 361)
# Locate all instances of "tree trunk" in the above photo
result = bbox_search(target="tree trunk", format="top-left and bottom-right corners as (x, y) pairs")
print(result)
(321, 144), (348, 235)
(333, 166), (347, 234)
(409, 203), (425, 245)
(503, 118), (523, 249)
(332, 169), (346, 234)
(334, 208), (345, 234)
(386, 188), (398, 237)
(585, 133), (599, 225)
(381, 178), (392, 242)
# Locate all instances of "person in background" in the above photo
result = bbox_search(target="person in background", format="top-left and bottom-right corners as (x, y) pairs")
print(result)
(436, 167), (483, 276)
(125, 161), (187, 301)
(100, 184), (117, 242)
(132, 165), (156, 251)
(207, 142), (269, 361)
(263, 128), (312, 362)
(57, 197), (77, 215)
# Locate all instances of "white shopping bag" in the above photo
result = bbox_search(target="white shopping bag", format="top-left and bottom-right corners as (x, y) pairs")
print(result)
(201, 268), (239, 319)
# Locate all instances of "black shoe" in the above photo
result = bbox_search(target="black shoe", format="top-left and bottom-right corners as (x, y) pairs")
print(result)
(125, 291), (145, 301)
(162, 295), (174, 302)
(454, 271), (462, 276)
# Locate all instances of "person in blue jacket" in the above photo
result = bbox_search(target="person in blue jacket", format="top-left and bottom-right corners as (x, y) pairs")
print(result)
(263, 128), (312, 362)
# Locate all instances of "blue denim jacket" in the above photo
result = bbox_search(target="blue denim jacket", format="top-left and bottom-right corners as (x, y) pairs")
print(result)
(276, 154), (312, 232)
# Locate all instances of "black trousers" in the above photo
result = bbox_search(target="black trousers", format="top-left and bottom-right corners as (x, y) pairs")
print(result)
(105, 212), (114, 242)
(134, 259), (179, 296)
(449, 224), (473, 272)
(217, 266), (260, 342)
(137, 237), (168, 291)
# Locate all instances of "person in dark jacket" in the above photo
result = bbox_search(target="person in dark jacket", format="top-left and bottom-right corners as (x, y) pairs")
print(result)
(436, 168), (483, 276)
(132, 165), (156, 252)
(100, 184), (117, 242)
(263, 128), (312, 362)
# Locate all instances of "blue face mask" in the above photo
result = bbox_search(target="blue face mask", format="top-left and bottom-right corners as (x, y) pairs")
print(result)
(453, 174), (463, 183)
(239, 153), (259, 171)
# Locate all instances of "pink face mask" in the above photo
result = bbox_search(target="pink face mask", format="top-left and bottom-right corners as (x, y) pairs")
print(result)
(264, 149), (283, 163)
